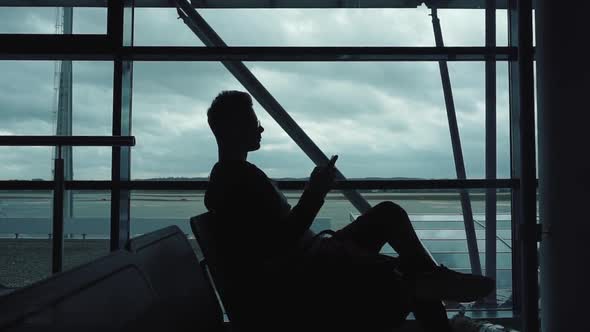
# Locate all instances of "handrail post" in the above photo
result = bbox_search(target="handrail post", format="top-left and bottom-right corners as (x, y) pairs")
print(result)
(52, 145), (64, 273)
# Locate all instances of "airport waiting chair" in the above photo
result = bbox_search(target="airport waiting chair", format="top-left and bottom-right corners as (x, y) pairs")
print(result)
(125, 225), (225, 332)
(191, 212), (304, 332)
(190, 212), (255, 331)
(190, 212), (412, 332)
(0, 282), (15, 296)
(0, 250), (157, 332)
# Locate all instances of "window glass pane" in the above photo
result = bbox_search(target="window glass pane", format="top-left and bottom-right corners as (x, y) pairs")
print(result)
(133, 61), (510, 180)
(164, 185), (512, 310)
(72, 61), (113, 136)
(436, 9), (484, 46)
(0, 61), (55, 135)
(73, 147), (111, 180)
(135, 7), (490, 46)
(0, 8), (57, 34)
(0, 190), (111, 286)
(0, 147), (52, 180)
(0, 61), (113, 180)
(497, 9), (508, 46)
(132, 62), (313, 179)
(0, 190), (52, 287)
(63, 191), (110, 271)
(134, 8), (206, 46)
(130, 190), (206, 231)
(318, 188), (513, 310)
(0, 7), (107, 34)
(0, 61), (112, 136)
(130, 190), (206, 256)
(497, 62), (511, 177)
(0, 146), (110, 181)
(446, 61), (511, 179)
(131, 62), (216, 178)
(73, 8), (107, 34)
(242, 61), (510, 179)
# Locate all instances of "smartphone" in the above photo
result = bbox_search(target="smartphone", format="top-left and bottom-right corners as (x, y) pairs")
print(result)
(327, 155), (338, 168)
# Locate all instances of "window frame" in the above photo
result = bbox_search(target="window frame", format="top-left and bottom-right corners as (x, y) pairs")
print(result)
(0, 0), (537, 328)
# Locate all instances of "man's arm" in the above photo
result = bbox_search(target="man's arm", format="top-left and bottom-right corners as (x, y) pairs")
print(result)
(210, 160), (336, 253)
(278, 156), (338, 246)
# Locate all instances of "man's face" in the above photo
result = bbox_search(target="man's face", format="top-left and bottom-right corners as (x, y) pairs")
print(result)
(243, 106), (264, 151)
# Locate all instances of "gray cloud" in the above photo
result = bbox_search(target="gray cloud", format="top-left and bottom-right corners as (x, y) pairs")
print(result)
(0, 8), (56, 34)
(1, 7), (515, 181)
(0, 147), (53, 180)
(0, 7), (107, 34)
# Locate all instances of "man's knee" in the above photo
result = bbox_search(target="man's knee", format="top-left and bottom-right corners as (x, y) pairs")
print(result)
(368, 201), (410, 234)
(374, 201), (407, 218)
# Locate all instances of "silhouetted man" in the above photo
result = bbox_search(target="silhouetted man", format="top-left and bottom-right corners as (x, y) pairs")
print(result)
(204, 90), (494, 332)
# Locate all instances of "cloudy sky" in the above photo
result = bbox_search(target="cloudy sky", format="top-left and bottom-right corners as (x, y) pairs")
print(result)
(0, 6), (516, 181)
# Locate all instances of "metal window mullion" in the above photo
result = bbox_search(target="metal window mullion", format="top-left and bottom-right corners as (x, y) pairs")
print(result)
(121, 46), (514, 62)
(109, 0), (124, 251)
(41, 178), (524, 191)
(485, 0), (498, 304)
(508, 0), (522, 316)
(0, 44), (515, 61)
(0, 178), (518, 191)
(109, 0), (134, 251)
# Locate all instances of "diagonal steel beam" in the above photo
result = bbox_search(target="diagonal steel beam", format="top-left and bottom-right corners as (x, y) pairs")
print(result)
(484, 0), (497, 304)
(174, 0), (371, 214)
(430, 7), (482, 275)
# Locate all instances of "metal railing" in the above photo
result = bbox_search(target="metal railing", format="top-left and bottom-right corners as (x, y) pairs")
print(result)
(0, 136), (135, 273)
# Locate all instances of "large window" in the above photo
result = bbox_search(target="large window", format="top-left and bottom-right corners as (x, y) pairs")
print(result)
(0, 7), (107, 34)
(0, 0), (538, 326)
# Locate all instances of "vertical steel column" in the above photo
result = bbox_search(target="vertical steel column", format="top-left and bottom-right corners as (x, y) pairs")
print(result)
(517, 0), (538, 330)
(52, 146), (64, 273)
(108, 0), (134, 250)
(509, 0), (538, 330)
(430, 8), (482, 276)
(174, 0), (371, 213)
(485, 0), (498, 304)
(507, 0), (522, 315)
(56, 7), (74, 219)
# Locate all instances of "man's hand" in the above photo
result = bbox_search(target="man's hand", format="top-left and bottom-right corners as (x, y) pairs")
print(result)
(306, 155), (338, 199)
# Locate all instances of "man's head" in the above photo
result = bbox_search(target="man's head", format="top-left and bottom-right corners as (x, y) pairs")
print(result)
(207, 90), (264, 152)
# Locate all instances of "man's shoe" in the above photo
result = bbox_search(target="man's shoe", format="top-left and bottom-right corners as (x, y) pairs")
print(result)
(414, 265), (495, 303)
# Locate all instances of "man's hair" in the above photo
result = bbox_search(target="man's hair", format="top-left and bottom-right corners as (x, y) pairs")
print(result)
(207, 90), (253, 139)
